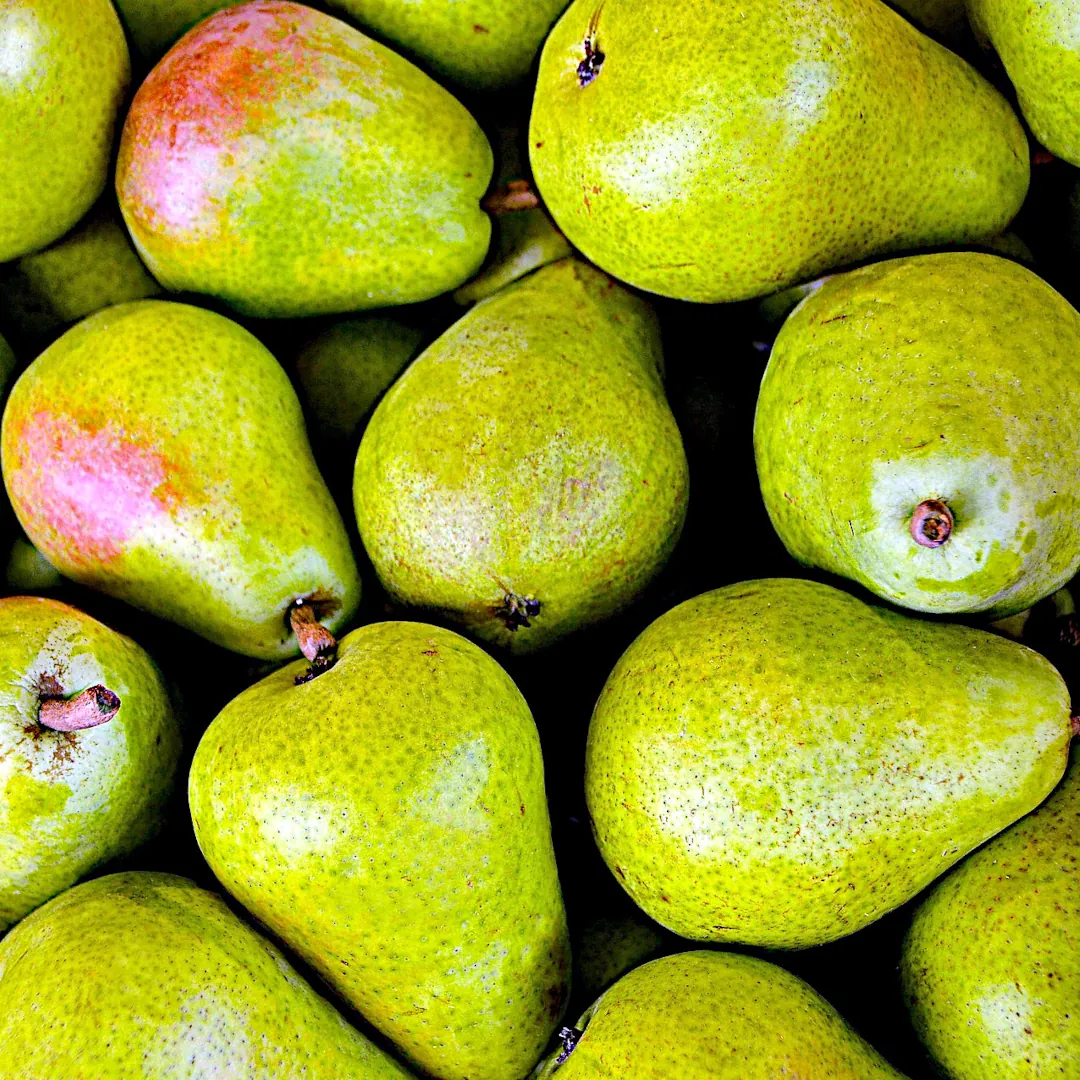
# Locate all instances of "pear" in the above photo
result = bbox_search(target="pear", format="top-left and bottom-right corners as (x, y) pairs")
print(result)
(0, 872), (414, 1078)
(754, 253), (1080, 618)
(529, 0), (1028, 303)
(572, 912), (667, 1009)
(116, 1), (493, 318)
(585, 578), (1073, 949)
(294, 317), (425, 447)
(189, 620), (571, 1080)
(327, 0), (570, 90)
(5, 537), (63, 592)
(0, 1), (129, 262)
(901, 741), (1080, 1078)
(1, 299), (360, 660)
(0, 200), (161, 350)
(531, 951), (906, 1079)
(891, 0), (969, 43)
(969, 0), (1080, 166)
(354, 258), (689, 653)
(112, 0), (233, 60)
(0, 597), (181, 931)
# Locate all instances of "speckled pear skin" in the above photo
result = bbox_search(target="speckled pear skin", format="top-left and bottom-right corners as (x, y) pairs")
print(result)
(189, 620), (571, 1080)
(969, 0), (1080, 166)
(754, 253), (1080, 619)
(585, 578), (1073, 949)
(901, 741), (1080, 1079)
(327, 0), (570, 90)
(0, 0), (129, 263)
(115, 1), (493, 319)
(354, 258), (689, 654)
(0, 200), (162, 347)
(0, 300), (360, 659)
(529, 0), (1029, 304)
(531, 951), (906, 1079)
(295, 316), (425, 445)
(0, 872), (414, 1079)
(0, 598), (181, 932)
(112, 0), (234, 59)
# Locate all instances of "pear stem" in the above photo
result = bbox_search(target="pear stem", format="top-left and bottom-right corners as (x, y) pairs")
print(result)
(289, 600), (338, 682)
(483, 180), (541, 216)
(39, 685), (121, 732)
(910, 499), (954, 548)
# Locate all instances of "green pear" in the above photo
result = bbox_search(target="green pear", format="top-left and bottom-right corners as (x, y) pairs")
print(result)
(572, 912), (667, 1009)
(5, 537), (63, 592)
(531, 951), (906, 1079)
(0, 1), (129, 262)
(529, 0), (1028, 303)
(112, 0), (233, 60)
(327, 0), (569, 90)
(586, 578), (1073, 949)
(115, 1), (493, 318)
(0, 597), (181, 931)
(0, 200), (161, 349)
(969, 0), (1080, 166)
(754, 253), (1080, 618)
(294, 317), (426, 446)
(0, 872), (414, 1078)
(891, 0), (969, 43)
(189, 620), (571, 1080)
(1, 300), (360, 660)
(901, 741), (1080, 1078)
(354, 258), (689, 653)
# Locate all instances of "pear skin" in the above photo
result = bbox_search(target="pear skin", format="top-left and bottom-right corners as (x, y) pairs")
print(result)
(0, 872), (414, 1078)
(190, 620), (570, 1080)
(1, 300), (360, 659)
(585, 578), (1073, 948)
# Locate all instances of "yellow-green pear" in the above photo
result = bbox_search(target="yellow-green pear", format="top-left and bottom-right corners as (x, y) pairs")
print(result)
(1, 300), (360, 660)
(530, 0), (1029, 303)
(0, 872), (414, 1078)
(586, 578), (1073, 948)
(0, 0), (129, 262)
(190, 620), (571, 1080)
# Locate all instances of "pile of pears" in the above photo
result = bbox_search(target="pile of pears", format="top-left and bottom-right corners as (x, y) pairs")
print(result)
(2, 0), (1080, 1077)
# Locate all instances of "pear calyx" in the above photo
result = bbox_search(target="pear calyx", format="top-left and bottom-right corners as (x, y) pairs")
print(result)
(555, 1026), (583, 1064)
(289, 599), (338, 684)
(577, 7), (605, 87)
(38, 685), (121, 732)
(910, 500), (954, 548)
(495, 592), (542, 631)
(483, 180), (542, 216)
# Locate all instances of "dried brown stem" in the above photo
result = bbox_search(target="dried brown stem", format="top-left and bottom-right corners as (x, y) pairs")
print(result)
(39, 685), (120, 732)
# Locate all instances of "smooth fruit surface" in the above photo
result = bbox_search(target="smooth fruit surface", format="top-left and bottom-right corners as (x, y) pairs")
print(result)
(116, 1), (493, 317)
(1, 300), (360, 659)
(529, 0), (1029, 302)
(969, 0), (1080, 166)
(901, 741), (1080, 1079)
(755, 253), (1080, 618)
(0, 0), (130, 262)
(586, 578), (1072, 948)
(190, 620), (570, 1080)
(531, 951), (905, 1079)
(0, 597), (180, 931)
(0, 872), (414, 1078)
(327, 0), (569, 90)
(354, 258), (688, 652)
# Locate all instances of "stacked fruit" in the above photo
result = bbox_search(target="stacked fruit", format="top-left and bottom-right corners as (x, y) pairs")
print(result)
(0, 1), (1077, 1077)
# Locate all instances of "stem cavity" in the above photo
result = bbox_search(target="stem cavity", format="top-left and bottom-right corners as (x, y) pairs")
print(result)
(39, 685), (120, 732)
(910, 499), (954, 548)
(290, 599), (338, 684)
